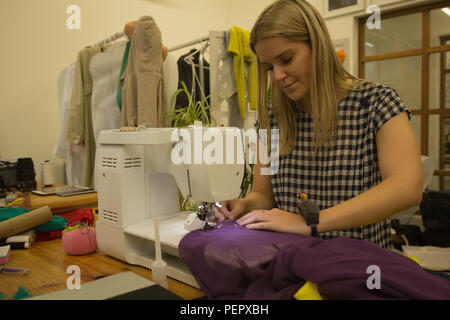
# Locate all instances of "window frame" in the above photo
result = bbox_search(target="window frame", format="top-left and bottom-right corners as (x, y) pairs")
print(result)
(358, 0), (450, 186)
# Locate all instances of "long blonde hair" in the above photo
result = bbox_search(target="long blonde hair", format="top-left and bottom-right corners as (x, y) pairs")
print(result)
(250, 0), (354, 156)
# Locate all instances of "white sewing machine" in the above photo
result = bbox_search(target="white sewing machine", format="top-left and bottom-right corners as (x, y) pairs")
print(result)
(94, 125), (245, 288)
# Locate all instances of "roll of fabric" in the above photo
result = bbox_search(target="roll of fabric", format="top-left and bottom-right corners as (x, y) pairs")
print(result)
(0, 206), (52, 239)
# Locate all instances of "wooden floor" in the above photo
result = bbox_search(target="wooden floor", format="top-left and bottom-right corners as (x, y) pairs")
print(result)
(0, 237), (205, 300)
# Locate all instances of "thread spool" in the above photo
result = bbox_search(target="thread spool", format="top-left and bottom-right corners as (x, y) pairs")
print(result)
(41, 160), (55, 186)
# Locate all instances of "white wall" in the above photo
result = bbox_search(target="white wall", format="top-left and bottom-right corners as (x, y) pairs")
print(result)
(0, 0), (227, 184)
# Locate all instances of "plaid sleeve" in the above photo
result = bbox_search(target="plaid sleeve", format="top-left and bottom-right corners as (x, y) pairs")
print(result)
(373, 86), (411, 134)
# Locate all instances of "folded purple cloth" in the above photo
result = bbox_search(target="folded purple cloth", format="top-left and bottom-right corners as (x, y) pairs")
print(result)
(178, 220), (450, 300)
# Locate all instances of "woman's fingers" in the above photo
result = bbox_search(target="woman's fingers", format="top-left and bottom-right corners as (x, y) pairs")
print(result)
(237, 210), (270, 226)
(235, 208), (309, 235)
(213, 206), (226, 220)
(245, 221), (270, 230)
(214, 202), (233, 220)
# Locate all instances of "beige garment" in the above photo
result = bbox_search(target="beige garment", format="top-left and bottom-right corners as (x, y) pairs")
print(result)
(121, 16), (169, 128)
(66, 46), (101, 188)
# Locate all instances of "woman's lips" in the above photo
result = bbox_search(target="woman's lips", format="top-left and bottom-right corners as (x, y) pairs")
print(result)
(282, 82), (295, 89)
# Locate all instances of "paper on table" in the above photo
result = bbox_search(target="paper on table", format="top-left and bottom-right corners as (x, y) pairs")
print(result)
(402, 245), (450, 271)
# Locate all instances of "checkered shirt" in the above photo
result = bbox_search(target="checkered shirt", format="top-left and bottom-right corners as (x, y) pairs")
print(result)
(268, 81), (410, 248)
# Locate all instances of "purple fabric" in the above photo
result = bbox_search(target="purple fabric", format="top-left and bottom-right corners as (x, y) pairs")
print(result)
(178, 220), (450, 300)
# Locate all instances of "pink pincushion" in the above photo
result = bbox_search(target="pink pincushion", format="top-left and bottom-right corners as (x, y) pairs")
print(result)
(62, 226), (97, 255)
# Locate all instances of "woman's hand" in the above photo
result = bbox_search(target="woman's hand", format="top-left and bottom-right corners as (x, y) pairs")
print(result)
(214, 198), (248, 221)
(236, 208), (311, 236)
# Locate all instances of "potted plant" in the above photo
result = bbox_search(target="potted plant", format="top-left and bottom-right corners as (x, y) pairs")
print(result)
(164, 81), (215, 127)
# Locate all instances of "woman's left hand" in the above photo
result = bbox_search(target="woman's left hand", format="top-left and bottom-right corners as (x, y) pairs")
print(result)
(236, 208), (311, 236)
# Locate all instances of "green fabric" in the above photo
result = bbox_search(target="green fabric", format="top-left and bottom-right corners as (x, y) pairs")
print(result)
(0, 286), (33, 300)
(35, 215), (67, 231)
(0, 207), (68, 231)
(116, 41), (131, 111)
(0, 207), (31, 222)
(0, 206), (29, 219)
(14, 286), (33, 300)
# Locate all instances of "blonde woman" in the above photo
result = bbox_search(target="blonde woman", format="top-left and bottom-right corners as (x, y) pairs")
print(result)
(215, 0), (422, 248)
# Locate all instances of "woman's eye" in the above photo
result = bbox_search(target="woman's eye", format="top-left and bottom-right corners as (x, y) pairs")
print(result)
(281, 58), (292, 64)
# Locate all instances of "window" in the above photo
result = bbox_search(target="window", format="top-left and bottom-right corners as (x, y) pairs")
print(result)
(359, 1), (450, 190)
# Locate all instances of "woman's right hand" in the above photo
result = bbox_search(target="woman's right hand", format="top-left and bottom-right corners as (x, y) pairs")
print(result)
(214, 198), (248, 221)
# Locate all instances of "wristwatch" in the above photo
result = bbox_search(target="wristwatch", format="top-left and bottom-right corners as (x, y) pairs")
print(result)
(296, 192), (319, 237)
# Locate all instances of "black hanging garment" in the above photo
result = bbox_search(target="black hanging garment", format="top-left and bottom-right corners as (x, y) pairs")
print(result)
(174, 49), (210, 109)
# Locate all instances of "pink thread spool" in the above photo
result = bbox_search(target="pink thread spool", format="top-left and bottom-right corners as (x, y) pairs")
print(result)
(62, 224), (97, 255)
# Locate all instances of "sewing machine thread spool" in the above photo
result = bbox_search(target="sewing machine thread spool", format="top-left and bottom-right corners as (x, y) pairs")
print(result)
(41, 160), (55, 186)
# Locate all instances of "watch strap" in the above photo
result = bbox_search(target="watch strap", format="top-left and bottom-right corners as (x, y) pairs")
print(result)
(310, 224), (318, 237)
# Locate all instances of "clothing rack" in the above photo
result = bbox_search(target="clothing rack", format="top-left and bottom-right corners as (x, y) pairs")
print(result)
(169, 36), (210, 101)
(95, 31), (126, 47)
(168, 36), (209, 52)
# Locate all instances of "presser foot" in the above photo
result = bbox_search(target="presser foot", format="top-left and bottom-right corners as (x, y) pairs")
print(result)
(184, 212), (217, 231)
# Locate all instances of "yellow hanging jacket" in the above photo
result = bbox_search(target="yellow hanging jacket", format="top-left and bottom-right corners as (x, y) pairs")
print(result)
(227, 26), (258, 118)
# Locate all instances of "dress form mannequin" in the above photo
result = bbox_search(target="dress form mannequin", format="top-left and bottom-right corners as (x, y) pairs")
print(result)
(124, 21), (168, 61)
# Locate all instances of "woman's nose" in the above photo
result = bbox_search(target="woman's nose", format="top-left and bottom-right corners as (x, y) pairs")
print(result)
(272, 65), (287, 82)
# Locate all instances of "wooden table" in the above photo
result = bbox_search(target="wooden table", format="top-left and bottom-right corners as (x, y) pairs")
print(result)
(0, 190), (204, 300)
(26, 190), (99, 210)
(0, 238), (204, 299)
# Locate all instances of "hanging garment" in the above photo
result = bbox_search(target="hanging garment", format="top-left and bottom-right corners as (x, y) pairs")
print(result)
(90, 41), (126, 143)
(174, 48), (210, 109)
(179, 220), (450, 300)
(54, 63), (84, 186)
(66, 144), (84, 186)
(121, 16), (169, 128)
(209, 30), (257, 130)
(227, 26), (258, 118)
(54, 63), (75, 159)
(116, 41), (131, 111)
(67, 46), (101, 188)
